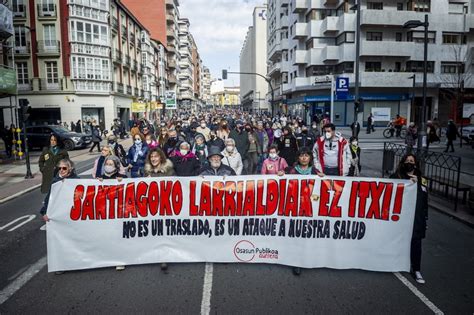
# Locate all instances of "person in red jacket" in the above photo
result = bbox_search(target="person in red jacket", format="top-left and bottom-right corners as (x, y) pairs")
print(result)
(312, 123), (351, 176)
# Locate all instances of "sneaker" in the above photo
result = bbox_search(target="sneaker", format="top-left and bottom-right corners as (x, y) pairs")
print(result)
(414, 271), (425, 284)
(116, 265), (125, 271)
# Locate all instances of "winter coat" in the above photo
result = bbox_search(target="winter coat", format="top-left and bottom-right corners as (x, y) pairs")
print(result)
(143, 159), (175, 177)
(446, 123), (459, 141)
(266, 128), (275, 146)
(163, 136), (184, 157)
(91, 127), (102, 143)
(170, 151), (201, 176)
(284, 165), (319, 175)
(261, 157), (288, 175)
(40, 171), (79, 215)
(221, 149), (243, 175)
(199, 163), (236, 176)
(255, 130), (270, 153)
(192, 143), (208, 166)
(127, 143), (149, 178)
(312, 135), (351, 176)
(390, 172), (428, 239)
(278, 134), (298, 166)
(196, 126), (211, 141)
(348, 146), (361, 177)
(405, 126), (417, 147)
(92, 156), (106, 179)
(38, 146), (69, 193)
(295, 132), (316, 149)
(112, 143), (128, 167)
(229, 129), (250, 157)
(207, 137), (225, 152)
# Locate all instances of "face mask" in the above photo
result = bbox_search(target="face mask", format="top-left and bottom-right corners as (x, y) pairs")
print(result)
(351, 141), (358, 146)
(104, 165), (115, 174)
(134, 139), (141, 145)
(201, 123), (206, 128)
(180, 149), (188, 156)
(245, 127), (251, 132)
(325, 132), (332, 140)
(108, 141), (115, 146)
(404, 163), (415, 172)
(312, 125), (317, 129)
(269, 153), (278, 159)
(226, 145), (234, 152)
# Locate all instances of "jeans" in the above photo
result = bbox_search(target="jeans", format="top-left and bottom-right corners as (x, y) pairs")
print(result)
(324, 167), (339, 176)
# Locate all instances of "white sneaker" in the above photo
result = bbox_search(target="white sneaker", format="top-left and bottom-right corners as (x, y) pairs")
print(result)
(414, 271), (425, 284)
(116, 265), (125, 271)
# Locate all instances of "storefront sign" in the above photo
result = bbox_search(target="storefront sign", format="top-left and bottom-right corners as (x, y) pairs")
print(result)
(371, 107), (391, 121)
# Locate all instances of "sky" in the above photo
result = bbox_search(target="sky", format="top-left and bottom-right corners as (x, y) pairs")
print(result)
(180, 0), (263, 87)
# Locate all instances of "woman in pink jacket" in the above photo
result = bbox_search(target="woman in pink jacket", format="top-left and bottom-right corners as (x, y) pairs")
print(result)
(261, 144), (288, 175)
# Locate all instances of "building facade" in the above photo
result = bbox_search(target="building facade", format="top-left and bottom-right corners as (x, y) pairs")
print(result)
(239, 6), (268, 112)
(177, 18), (194, 108)
(267, 0), (473, 126)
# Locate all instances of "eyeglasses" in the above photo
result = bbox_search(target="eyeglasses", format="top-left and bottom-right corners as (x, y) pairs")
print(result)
(59, 167), (68, 171)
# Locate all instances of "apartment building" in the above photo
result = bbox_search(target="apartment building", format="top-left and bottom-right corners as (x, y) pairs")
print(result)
(239, 6), (269, 112)
(200, 66), (212, 106)
(212, 87), (240, 107)
(191, 35), (201, 108)
(267, 0), (473, 125)
(177, 18), (194, 108)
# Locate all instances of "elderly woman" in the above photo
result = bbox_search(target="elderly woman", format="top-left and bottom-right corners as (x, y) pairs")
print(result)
(192, 134), (208, 167)
(170, 141), (200, 176)
(261, 144), (288, 175)
(92, 145), (113, 179)
(221, 138), (243, 175)
(38, 134), (69, 194)
(144, 147), (175, 177)
(40, 158), (78, 222)
(127, 133), (149, 178)
(99, 155), (126, 180)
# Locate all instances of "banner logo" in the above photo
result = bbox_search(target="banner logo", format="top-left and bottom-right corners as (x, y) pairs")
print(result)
(234, 240), (256, 262)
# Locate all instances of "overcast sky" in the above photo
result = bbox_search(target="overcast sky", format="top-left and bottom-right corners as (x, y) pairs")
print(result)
(180, 0), (263, 87)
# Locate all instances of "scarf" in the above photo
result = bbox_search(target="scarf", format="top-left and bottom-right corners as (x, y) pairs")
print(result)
(133, 143), (142, 163)
(95, 156), (105, 178)
(295, 165), (312, 175)
(51, 146), (59, 155)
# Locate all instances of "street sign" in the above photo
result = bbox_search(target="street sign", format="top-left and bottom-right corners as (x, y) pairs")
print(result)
(335, 77), (349, 100)
(165, 90), (177, 109)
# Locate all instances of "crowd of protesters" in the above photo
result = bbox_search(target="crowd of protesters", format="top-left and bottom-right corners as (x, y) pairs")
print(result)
(37, 109), (430, 283)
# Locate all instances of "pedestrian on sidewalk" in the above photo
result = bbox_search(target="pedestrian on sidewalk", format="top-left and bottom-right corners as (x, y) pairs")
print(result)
(38, 135), (69, 194)
(89, 125), (102, 153)
(350, 120), (361, 138)
(75, 120), (82, 133)
(1, 125), (13, 158)
(348, 136), (361, 177)
(367, 113), (375, 134)
(405, 122), (418, 152)
(390, 154), (428, 284)
(444, 120), (460, 153)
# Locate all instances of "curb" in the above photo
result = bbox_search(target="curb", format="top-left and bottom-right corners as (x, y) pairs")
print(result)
(0, 183), (42, 204)
(429, 201), (474, 228)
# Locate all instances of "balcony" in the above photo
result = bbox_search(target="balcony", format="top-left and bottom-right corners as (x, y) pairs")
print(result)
(140, 89), (145, 98)
(360, 40), (414, 58)
(294, 23), (308, 39)
(116, 82), (124, 93)
(18, 82), (32, 91)
(113, 49), (121, 62)
(134, 87), (139, 96)
(268, 62), (282, 77)
(121, 25), (126, 37)
(130, 33), (135, 45)
(321, 16), (338, 34)
(168, 60), (176, 68)
(268, 43), (281, 61)
(322, 46), (339, 61)
(13, 7), (26, 20)
(281, 38), (289, 50)
(112, 17), (118, 31)
(37, 4), (57, 19)
(166, 14), (175, 23)
(14, 43), (31, 57)
(166, 28), (177, 40)
(360, 9), (426, 28)
(124, 55), (130, 67)
(131, 60), (137, 72)
(126, 85), (132, 95)
(168, 75), (177, 84)
(167, 44), (176, 53)
(291, 0), (307, 13)
(166, 0), (175, 8)
(280, 15), (289, 28)
(39, 78), (62, 91)
(294, 50), (307, 65)
(37, 40), (60, 56)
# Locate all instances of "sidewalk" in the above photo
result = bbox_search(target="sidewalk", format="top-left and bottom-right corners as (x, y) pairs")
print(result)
(0, 138), (131, 203)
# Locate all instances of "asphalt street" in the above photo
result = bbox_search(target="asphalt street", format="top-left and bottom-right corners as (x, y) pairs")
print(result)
(0, 146), (473, 314)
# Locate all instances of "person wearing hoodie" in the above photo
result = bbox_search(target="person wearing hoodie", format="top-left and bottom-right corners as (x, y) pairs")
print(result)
(261, 144), (288, 175)
(192, 134), (208, 167)
(221, 138), (243, 175)
(127, 133), (149, 178)
(144, 147), (175, 177)
(170, 141), (201, 176)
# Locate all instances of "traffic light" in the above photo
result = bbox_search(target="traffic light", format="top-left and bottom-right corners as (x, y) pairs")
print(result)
(222, 69), (227, 80)
(19, 98), (31, 122)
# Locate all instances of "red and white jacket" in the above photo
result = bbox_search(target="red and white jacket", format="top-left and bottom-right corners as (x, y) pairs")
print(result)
(312, 134), (351, 176)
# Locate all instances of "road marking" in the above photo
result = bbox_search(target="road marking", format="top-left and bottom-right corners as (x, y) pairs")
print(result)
(200, 262), (213, 315)
(0, 215), (36, 232)
(0, 184), (41, 204)
(40, 224), (46, 231)
(393, 272), (444, 314)
(0, 256), (47, 305)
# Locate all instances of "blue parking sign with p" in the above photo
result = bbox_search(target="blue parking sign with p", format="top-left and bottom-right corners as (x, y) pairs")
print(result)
(336, 77), (349, 100)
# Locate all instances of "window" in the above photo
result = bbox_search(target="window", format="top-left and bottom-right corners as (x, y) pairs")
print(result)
(407, 31), (436, 43)
(442, 33), (466, 45)
(16, 62), (28, 85)
(394, 62), (401, 72)
(408, 0), (430, 12)
(441, 62), (465, 74)
(72, 56), (110, 82)
(336, 32), (355, 45)
(365, 62), (382, 72)
(43, 24), (56, 47)
(14, 26), (27, 47)
(366, 32), (382, 41)
(396, 32), (402, 42)
(397, 3), (404, 10)
(12, 0), (25, 15)
(45, 61), (58, 87)
(406, 61), (434, 73)
(449, 3), (465, 14)
(367, 2), (383, 10)
(39, 0), (55, 14)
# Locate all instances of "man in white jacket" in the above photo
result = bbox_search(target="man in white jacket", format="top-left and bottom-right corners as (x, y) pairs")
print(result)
(312, 123), (351, 176)
(221, 138), (243, 175)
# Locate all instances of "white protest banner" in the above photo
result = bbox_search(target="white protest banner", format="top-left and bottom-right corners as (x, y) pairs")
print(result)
(46, 175), (417, 272)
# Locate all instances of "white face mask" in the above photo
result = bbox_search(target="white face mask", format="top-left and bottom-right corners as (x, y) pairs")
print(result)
(134, 139), (141, 145)
(269, 153), (278, 159)
(352, 141), (358, 146)
(325, 132), (332, 140)
(200, 123), (206, 128)
(180, 149), (188, 156)
(104, 165), (115, 174)
(226, 145), (234, 152)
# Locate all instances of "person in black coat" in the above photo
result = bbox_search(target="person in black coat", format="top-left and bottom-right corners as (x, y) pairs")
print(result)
(390, 153), (428, 284)
(75, 120), (82, 133)
(170, 142), (201, 176)
(444, 120), (459, 153)
(89, 125), (102, 153)
(278, 126), (299, 166)
(199, 147), (236, 176)
(350, 121), (361, 138)
(348, 136), (361, 177)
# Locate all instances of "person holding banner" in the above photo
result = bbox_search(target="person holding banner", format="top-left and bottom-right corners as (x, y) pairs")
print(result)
(127, 134), (149, 178)
(91, 145), (113, 179)
(261, 144), (288, 175)
(39, 135), (70, 194)
(99, 156), (126, 180)
(199, 147), (236, 176)
(40, 158), (79, 222)
(312, 123), (351, 176)
(144, 147), (175, 177)
(390, 154), (428, 284)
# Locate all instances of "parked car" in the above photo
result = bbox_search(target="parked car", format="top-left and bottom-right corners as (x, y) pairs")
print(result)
(460, 125), (474, 143)
(24, 125), (92, 150)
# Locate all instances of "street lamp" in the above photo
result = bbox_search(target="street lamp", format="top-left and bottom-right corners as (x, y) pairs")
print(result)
(403, 14), (429, 151)
(408, 74), (416, 126)
(350, 1), (361, 124)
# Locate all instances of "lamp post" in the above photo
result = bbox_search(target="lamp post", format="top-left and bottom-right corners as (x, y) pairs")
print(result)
(404, 14), (429, 151)
(408, 74), (416, 126)
(350, 1), (361, 123)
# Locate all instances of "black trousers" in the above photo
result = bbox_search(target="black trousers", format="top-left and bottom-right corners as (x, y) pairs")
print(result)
(89, 142), (101, 152)
(411, 238), (422, 272)
(445, 140), (454, 152)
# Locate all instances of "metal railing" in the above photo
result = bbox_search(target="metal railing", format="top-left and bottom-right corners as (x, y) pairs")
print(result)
(113, 49), (121, 61)
(39, 78), (62, 91)
(112, 17), (118, 30)
(126, 85), (132, 95)
(121, 25), (126, 36)
(37, 4), (57, 17)
(134, 87), (139, 96)
(15, 43), (30, 54)
(124, 55), (130, 66)
(116, 82), (124, 93)
(37, 40), (60, 54)
(382, 142), (463, 211)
